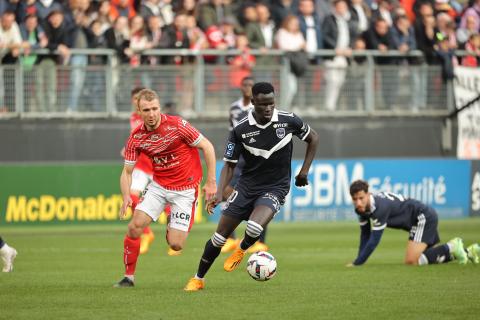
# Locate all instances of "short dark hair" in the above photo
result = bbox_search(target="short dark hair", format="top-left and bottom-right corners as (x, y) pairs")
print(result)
(131, 87), (146, 98)
(349, 180), (369, 196)
(252, 82), (274, 96)
(241, 76), (254, 84)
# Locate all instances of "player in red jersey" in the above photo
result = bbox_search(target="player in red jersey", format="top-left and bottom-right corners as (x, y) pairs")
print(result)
(114, 89), (217, 287)
(124, 87), (156, 255)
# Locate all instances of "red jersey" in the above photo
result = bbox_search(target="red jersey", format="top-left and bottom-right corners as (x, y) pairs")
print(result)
(130, 112), (154, 174)
(124, 114), (203, 191)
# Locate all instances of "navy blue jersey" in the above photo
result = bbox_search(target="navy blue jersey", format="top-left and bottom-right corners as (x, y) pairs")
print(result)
(356, 192), (432, 232)
(223, 109), (311, 196)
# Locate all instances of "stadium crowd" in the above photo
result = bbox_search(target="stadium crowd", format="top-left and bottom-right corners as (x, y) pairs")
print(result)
(1, 0), (479, 68)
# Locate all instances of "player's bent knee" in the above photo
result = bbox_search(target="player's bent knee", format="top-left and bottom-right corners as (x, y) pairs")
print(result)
(127, 222), (144, 238)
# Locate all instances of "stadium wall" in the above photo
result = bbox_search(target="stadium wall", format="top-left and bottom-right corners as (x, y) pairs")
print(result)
(0, 159), (477, 225)
(0, 116), (455, 162)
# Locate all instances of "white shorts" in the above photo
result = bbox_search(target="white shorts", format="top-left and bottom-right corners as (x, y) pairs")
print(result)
(131, 169), (153, 192)
(136, 181), (198, 232)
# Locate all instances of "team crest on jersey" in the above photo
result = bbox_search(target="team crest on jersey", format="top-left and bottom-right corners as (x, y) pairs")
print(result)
(276, 128), (286, 139)
(149, 134), (161, 142)
(133, 133), (145, 139)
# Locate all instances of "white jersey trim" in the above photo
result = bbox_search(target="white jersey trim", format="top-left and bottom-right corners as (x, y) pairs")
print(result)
(372, 223), (387, 231)
(242, 133), (292, 159)
(301, 126), (311, 141)
(190, 134), (203, 147)
(125, 160), (136, 166)
(224, 158), (238, 163)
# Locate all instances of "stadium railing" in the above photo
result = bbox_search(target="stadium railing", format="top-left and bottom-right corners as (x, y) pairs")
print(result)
(0, 49), (457, 119)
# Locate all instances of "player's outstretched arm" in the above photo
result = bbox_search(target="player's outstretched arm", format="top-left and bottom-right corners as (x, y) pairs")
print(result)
(119, 164), (134, 220)
(351, 229), (384, 266)
(195, 137), (218, 204)
(295, 128), (319, 187)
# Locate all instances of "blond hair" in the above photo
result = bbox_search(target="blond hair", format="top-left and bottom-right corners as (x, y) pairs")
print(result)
(136, 89), (160, 110)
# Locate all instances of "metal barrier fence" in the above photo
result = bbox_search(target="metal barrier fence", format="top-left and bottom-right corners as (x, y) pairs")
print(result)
(0, 49), (453, 118)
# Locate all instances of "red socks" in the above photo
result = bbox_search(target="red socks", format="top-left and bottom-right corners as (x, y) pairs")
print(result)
(123, 236), (140, 276)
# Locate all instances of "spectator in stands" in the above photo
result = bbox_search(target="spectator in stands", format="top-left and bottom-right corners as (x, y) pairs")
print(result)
(12, 0), (37, 24)
(68, 9), (92, 112)
(126, 15), (149, 67)
(297, 0), (323, 63)
(461, 33), (480, 67)
(242, 4), (265, 50)
(364, 18), (397, 107)
(460, 0), (480, 33)
(322, 0), (356, 111)
(35, 0), (64, 23)
(197, 0), (235, 31)
(414, 2), (436, 64)
(391, 15), (416, 53)
(256, 2), (275, 49)
(350, 0), (371, 35)
(436, 12), (457, 50)
(140, 0), (174, 26)
(371, 0), (393, 26)
(20, 14), (48, 70)
(37, 9), (70, 112)
(434, 31), (457, 83)
(228, 33), (256, 89)
(185, 14), (208, 50)
(88, 0), (114, 34)
(110, 0), (136, 20)
(271, 0), (299, 28)
(105, 15), (130, 64)
(0, 10), (22, 112)
(173, 0), (197, 16)
(457, 15), (479, 46)
(275, 14), (306, 108)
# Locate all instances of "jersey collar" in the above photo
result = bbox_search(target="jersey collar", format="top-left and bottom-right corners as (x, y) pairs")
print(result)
(248, 109), (279, 128)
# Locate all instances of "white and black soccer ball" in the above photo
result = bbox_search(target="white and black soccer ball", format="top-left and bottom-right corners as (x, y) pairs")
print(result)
(246, 251), (277, 281)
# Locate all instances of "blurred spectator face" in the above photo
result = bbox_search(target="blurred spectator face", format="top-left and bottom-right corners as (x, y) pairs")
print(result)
(375, 19), (389, 36)
(174, 14), (187, 30)
(220, 20), (234, 34)
(378, 0), (391, 10)
(185, 15), (197, 29)
(244, 6), (258, 22)
(283, 15), (300, 32)
(118, 0), (130, 8)
(25, 15), (38, 32)
(256, 4), (270, 23)
(465, 16), (476, 31)
(91, 20), (102, 36)
(48, 11), (64, 28)
(182, 0), (196, 11)
(394, 7), (406, 18)
(212, 0), (222, 6)
(1, 12), (15, 30)
(148, 15), (162, 30)
(396, 16), (410, 32)
(334, 0), (349, 17)
(298, 0), (315, 16)
(130, 15), (145, 33)
(240, 78), (254, 97)
(436, 13), (451, 30)
(351, 0), (362, 5)
(419, 4), (433, 18)
(114, 16), (129, 32)
(99, 0), (111, 15)
(235, 34), (249, 50)
(354, 37), (366, 49)
(471, 34), (480, 49)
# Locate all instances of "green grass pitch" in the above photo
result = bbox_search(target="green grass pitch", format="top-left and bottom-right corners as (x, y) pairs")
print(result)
(1, 219), (479, 319)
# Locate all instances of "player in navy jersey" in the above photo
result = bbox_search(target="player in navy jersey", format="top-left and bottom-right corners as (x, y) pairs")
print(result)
(184, 82), (319, 291)
(347, 180), (480, 266)
(221, 76), (269, 254)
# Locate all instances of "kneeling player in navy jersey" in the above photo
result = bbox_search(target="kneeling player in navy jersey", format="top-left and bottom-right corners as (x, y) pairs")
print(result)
(184, 82), (319, 291)
(347, 179), (479, 266)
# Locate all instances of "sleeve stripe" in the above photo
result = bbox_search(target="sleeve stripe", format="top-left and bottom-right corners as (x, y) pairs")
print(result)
(223, 158), (238, 163)
(190, 134), (203, 146)
(125, 160), (136, 166)
(372, 224), (387, 230)
(301, 125), (311, 141)
(359, 220), (368, 226)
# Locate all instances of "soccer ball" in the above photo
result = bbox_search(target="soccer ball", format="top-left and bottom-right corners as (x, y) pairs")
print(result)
(246, 251), (277, 281)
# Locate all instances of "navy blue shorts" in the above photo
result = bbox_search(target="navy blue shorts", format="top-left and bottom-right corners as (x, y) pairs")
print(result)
(408, 207), (440, 247)
(222, 188), (285, 221)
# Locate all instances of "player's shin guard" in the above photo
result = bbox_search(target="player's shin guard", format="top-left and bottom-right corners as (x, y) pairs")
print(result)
(197, 233), (226, 278)
(418, 244), (452, 265)
(124, 236), (141, 275)
(240, 220), (264, 251)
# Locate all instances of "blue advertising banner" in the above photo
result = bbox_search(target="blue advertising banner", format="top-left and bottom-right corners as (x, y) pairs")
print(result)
(210, 159), (471, 222)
